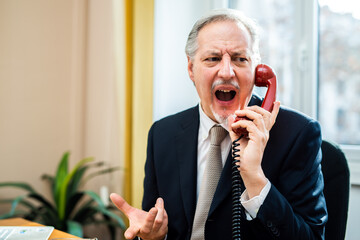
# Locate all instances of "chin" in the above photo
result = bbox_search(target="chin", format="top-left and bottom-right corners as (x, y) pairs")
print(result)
(210, 105), (233, 125)
(214, 113), (229, 124)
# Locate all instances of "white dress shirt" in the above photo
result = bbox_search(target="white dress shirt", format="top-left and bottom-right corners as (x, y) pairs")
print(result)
(197, 104), (270, 220)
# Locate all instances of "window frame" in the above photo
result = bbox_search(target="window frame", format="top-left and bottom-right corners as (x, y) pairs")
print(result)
(293, 0), (360, 185)
(229, 0), (360, 185)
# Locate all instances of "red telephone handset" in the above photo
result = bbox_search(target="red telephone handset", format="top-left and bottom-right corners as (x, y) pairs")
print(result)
(233, 64), (277, 135)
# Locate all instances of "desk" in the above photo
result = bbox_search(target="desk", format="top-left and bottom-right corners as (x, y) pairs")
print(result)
(0, 217), (80, 239)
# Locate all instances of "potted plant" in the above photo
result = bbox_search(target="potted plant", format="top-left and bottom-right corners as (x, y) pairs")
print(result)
(0, 152), (126, 239)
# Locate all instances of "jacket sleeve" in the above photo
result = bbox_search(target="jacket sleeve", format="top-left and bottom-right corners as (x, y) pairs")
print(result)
(255, 120), (328, 239)
(142, 123), (159, 211)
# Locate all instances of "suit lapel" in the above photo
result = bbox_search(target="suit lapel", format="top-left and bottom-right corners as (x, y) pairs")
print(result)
(175, 106), (199, 227)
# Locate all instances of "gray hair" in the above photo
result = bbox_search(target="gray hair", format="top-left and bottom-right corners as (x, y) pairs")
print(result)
(185, 8), (261, 66)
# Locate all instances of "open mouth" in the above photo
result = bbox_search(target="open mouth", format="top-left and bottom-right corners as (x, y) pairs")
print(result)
(215, 89), (236, 101)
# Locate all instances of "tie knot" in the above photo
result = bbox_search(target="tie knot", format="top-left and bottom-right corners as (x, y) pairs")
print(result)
(210, 125), (228, 146)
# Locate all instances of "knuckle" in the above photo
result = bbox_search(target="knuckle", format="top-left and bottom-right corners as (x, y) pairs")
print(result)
(155, 218), (163, 225)
(259, 132), (268, 142)
(141, 228), (151, 234)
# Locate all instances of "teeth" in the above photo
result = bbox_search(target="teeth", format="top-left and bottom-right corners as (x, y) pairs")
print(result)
(220, 90), (231, 93)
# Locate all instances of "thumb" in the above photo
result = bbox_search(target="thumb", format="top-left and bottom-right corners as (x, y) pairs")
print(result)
(124, 225), (140, 239)
(269, 101), (281, 128)
(227, 114), (240, 141)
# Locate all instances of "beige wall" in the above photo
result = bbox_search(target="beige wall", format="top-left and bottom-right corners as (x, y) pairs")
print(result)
(0, 0), (125, 219)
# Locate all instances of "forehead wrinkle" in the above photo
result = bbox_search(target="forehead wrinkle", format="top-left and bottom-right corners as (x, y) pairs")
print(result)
(202, 49), (251, 57)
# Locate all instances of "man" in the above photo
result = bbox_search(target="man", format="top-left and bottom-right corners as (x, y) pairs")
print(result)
(110, 8), (327, 240)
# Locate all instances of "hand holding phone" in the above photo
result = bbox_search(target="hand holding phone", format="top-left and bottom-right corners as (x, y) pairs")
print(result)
(232, 64), (277, 136)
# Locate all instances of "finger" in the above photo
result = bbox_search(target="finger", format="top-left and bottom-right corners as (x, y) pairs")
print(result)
(164, 208), (168, 221)
(140, 207), (158, 235)
(236, 105), (275, 131)
(110, 193), (133, 217)
(243, 106), (271, 123)
(231, 110), (263, 132)
(124, 225), (140, 239)
(232, 119), (259, 137)
(153, 198), (165, 232)
(235, 105), (269, 116)
(269, 101), (281, 127)
(227, 114), (242, 141)
(227, 114), (236, 130)
(158, 208), (169, 237)
(245, 105), (271, 115)
(245, 110), (267, 132)
(233, 108), (264, 123)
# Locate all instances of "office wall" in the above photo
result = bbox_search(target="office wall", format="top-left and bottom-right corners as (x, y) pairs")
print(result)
(0, 0), (82, 197)
(0, 0), (125, 232)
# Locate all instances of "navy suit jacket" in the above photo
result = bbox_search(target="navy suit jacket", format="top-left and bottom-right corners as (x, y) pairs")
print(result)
(142, 96), (327, 239)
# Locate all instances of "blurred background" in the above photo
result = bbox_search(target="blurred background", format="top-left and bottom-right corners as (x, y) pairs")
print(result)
(0, 0), (359, 239)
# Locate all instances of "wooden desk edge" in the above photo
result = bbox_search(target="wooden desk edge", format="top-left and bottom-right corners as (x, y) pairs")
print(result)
(0, 217), (80, 238)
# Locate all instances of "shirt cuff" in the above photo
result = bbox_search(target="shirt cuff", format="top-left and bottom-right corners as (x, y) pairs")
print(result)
(240, 179), (271, 220)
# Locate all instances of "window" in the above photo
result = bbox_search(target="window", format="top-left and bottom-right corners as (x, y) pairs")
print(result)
(318, 0), (360, 145)
(230, 0), (360, 184)
(229, 0), (296, 106)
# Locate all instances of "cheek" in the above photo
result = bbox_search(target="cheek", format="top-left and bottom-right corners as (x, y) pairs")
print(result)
(239, 72), (255, 92)
(194, 69), (213, 95)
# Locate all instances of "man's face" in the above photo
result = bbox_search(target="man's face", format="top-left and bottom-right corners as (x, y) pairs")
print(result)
(187, 20), (255, 123)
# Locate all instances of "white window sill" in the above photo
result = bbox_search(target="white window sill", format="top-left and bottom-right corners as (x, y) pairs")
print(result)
(342, 145), (360, 186)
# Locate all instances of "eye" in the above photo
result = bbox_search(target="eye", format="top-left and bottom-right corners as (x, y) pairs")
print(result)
(205, 57), (221, 62)
(233, 57), (248, 62)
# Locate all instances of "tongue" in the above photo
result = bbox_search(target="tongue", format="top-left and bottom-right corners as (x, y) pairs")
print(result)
(216, 90), (235, 101)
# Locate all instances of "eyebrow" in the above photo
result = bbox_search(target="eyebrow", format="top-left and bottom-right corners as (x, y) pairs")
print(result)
(203, 49), (250, 56)
(202, 50), (221, 56)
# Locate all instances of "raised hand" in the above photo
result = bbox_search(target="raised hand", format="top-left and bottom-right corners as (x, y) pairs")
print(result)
(110, 193), (168, 240)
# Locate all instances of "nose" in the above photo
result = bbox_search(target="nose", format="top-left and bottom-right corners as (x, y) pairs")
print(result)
(218, 55), (235, 79)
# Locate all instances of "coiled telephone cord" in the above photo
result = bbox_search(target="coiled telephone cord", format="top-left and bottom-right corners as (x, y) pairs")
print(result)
(232, 135), (243, 240)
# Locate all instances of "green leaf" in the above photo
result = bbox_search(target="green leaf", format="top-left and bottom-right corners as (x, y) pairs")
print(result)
(82, 166), (121, 186)
(58, 157), (94, 220)
(71, 198), (96, 221)
(25, 193), (59, 226)
(92, 205), (126, 229)
(0, 198), (15, 204)
(65, 192), (84, 219)
(73, 205), (98, 223)
(66, 220), (83, 237)
(10, 195), (27, 216)
(0, 196), (38, 215)
(0, 197), (39, 217)
(0, 210), (28, 219)
(81, 191), (125, 229)
(41, 174), (54, 186)
(66, 166), (88, 200)
(83, 190), (105, 207)
(28, 193), (56, 214)
(0, 182), (37, 194)
(0, 152), (126, 235)
(54, 152), (70, 208)
(41, 174), (55, 204)
(35, 206), (62, 229)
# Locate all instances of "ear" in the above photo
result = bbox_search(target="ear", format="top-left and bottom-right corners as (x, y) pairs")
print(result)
(187, 56), (195, 83)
